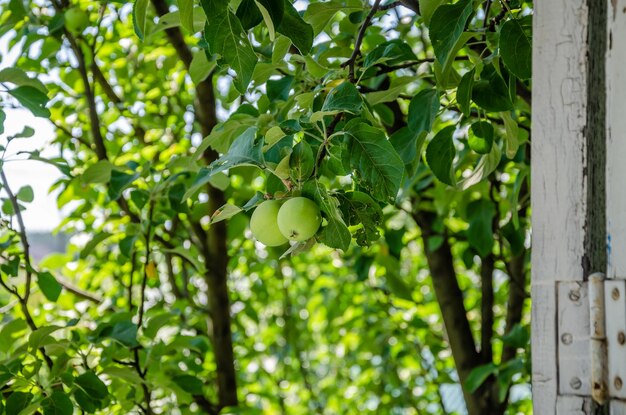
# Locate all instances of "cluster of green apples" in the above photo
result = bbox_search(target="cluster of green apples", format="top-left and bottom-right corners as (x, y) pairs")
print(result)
(250, 197), (322, 247)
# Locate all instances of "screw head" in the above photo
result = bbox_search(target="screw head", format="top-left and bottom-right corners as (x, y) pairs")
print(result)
(619, 331), (626, 345)
(616, 377), (623, 390)
(561, 333), (573, 345)
(570, 377), (582, 390)
(569, 289), (581, 302)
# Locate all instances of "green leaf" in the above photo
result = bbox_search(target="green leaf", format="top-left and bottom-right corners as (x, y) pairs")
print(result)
(467, 199), (495, 257)
(457, 143), (501, 190)
(267, 75), (293, 101)
(75, 371), (108, 400)
(184, 128), (263, 199)
(0, 67), (47, 93)
(364, 39), (417, 68)
(29, 325), (63, 350)
(108, 170), (139, 200)
(289, 141), (314, 182)
(276, 0), (313, 54)
(468, 121), (494, 154)
(152, 7), (207, 34)
(178, 0), (194, 32)
(189, 50), (216, 85)
(74, 389), (100, 413)
(344, 121), (404, 202)
(6, 392), (33, 415)
(195, 113), (256, 155)
(236, 0), (262, 30)
(322, 82), (363, 114)
(132, 0), (150, 40)
(464, 362), (498, 393)
(80, 232), (113, 259)
(457, 68), (475, 116)
(108, 321), (139, 348)
(390, 128), (427, 177)
(42, 391), (73, 415)
(81, 160), (112, 184)
(501, 111), (520, 158)
(172, 374), (204, 395)
(337, 191), (382, 246)
(425, 126), (456, 186)
(408, 88), (439, 134)
(16, 185), (34, 203)
(434, 31), (474, 89)
(203, 1), (257, 93)
(502, 323), (530, 348)
(428, 0), (473, 65)
(303, 182), (351, 251)
(211, 203), (242, 223)
(472, 64), (514, 112)
(9, 125), (35, 140)
(37, 271), (62, 302)
(255, 0), (285, 41)
(499, 17), (532, 80)
(8, 86), (50, 118)
(272, 35), (291, 64)
(419, 0), (444, 25)
(364, 76), (416, 106)
(0, 319), (28, 353)
(303, 0), (362, 35)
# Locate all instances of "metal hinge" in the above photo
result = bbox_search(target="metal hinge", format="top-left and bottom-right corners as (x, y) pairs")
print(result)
(556, 273), (626, 404)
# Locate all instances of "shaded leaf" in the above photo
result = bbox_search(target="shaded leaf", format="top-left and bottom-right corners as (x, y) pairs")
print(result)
(322, 82), (363, 114)
(75, 371), (108, 400)
(6, 392), (33, 415)
(337, 191), (382, 246)
(344, 120), (404, 202)
(42, 391), (73, 415)
(465, 363), (497, 393)
(408, 88), (439, 134)
(457, 67), (475, 116)
(9, 86), (50, 118)
(425, 126), (456, 185)
(429, 0), (473, 65)
(499, 17), (532, 80)
(203, 0), (257, 93)
(277, 0), (313, 54)
(172, 374), (204, 395)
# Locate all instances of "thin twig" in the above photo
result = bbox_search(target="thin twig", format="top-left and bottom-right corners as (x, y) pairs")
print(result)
(137, 199), (155, 329)
(341, 0), (383, 82)
(0, 169), (33, 301)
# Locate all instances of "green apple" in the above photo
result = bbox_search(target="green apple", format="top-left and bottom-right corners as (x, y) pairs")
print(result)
(65, 8), (89, 34)
(277, 197), (322, 242)
(250, 200), (288, 247)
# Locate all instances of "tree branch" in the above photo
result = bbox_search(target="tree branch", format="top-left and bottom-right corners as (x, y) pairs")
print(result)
(412, 210), (482, 414)
(480, 254), (495, 362)
(341, 0), (383, 82)
(150, 0), (237, 407)
(0, 169), (53, 368)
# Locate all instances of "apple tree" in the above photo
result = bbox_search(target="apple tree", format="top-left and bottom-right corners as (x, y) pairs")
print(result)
(0, 0), (531, 414)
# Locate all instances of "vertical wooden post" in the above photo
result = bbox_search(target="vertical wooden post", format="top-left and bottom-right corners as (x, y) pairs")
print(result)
(532, 0), (607, 413)
(607, 1), (626, 413)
